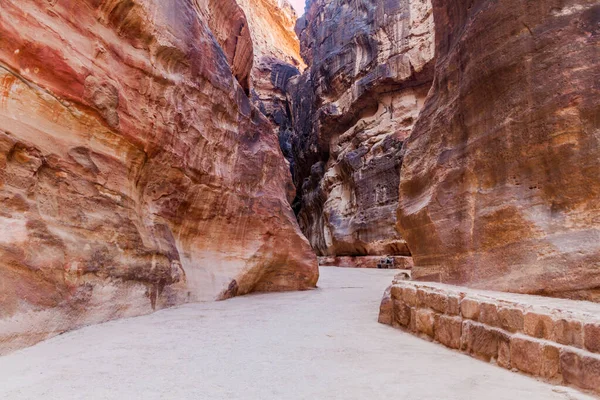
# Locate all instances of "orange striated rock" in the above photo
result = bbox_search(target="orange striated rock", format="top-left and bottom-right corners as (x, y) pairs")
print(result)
(236, 0), (303, 69)
(397, 0), (600, 300)
(0, 0), (318, 355)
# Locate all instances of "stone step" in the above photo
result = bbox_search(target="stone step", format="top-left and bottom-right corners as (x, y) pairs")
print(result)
(379, 281), (600, 396)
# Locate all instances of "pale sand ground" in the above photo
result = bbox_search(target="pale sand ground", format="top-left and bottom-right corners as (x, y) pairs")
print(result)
(0, 267), (594, 400)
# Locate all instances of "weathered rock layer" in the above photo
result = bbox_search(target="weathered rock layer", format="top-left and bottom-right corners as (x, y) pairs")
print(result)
(292, 0), (600, 301)
(398, 0), (600, 299)
(288, 0), (435, 257)
(0, 0), (317, 354)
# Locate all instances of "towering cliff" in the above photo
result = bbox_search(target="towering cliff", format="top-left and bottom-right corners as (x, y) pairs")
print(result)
(288, 0), (435, 257)
(398, 0), (600, 299)
(236, 0), (305, 166)
(0, 0), (318, 354)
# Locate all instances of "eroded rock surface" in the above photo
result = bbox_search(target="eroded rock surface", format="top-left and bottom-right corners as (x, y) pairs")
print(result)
(398, 0), (600, 300)
(288, 0), (435, 257)
(0, 0), (318, 354)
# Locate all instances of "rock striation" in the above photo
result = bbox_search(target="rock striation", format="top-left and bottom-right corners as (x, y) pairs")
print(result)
(288, 0), (435, 257)
(0, 0), (317, 355)
(398, 0), (600, 300)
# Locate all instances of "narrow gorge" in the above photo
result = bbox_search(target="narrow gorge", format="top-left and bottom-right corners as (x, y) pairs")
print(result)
(0, 0), (599, 398)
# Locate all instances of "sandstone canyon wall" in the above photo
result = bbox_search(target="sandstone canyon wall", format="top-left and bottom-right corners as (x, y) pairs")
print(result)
(288, 0), (435, 258)
(0, 0), (318, 354)
(398, 0), (600, 300)
(291, 0), (600, 301)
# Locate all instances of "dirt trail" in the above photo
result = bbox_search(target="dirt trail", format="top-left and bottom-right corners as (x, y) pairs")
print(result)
(0, 268), (592, 400)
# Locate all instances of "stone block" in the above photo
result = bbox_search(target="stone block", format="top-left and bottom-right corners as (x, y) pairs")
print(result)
(392, 299), (411, 328)
(510, 336), (560, 380)
(479, 302), (500, 327)
(409, 308), (417, 333)
(390, 285), (404, 300)
(541, 344), (561, 380)
(524, 312), (554, 340)
(498, 307), (524, 333)
(416, 289), (429, 309)
(420, 290), (449, 314)
(447, 296), (460, 316)
(402, 287), (418, 307)
(434, 314), (462, 349)
(497, 339), (511, 369)
(584, 322), (600, 354)
(553, 318), (584, 349)
(461, 321), (507, 362)
(560, 350), (600, 393)
(378, 286), (393, 325)
(460, 298), (480, 320)
(415, 308), (436, 338)
(510, 336), (543, 375)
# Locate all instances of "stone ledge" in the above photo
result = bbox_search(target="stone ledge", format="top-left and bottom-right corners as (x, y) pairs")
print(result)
(318, 256), (413, 269)
(379, 281), (600, 395)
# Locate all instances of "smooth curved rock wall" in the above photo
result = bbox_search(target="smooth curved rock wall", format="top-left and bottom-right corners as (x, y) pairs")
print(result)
(0, 0), (318, 355)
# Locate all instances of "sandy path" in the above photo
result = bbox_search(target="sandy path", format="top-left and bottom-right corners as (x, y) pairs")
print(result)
(0, 267), (592, 400)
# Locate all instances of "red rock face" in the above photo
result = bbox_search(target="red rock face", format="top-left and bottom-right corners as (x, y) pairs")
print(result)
(380, 281), (600, 395)
(0, 0), (318, 354)
(398, 0), (600, 299)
